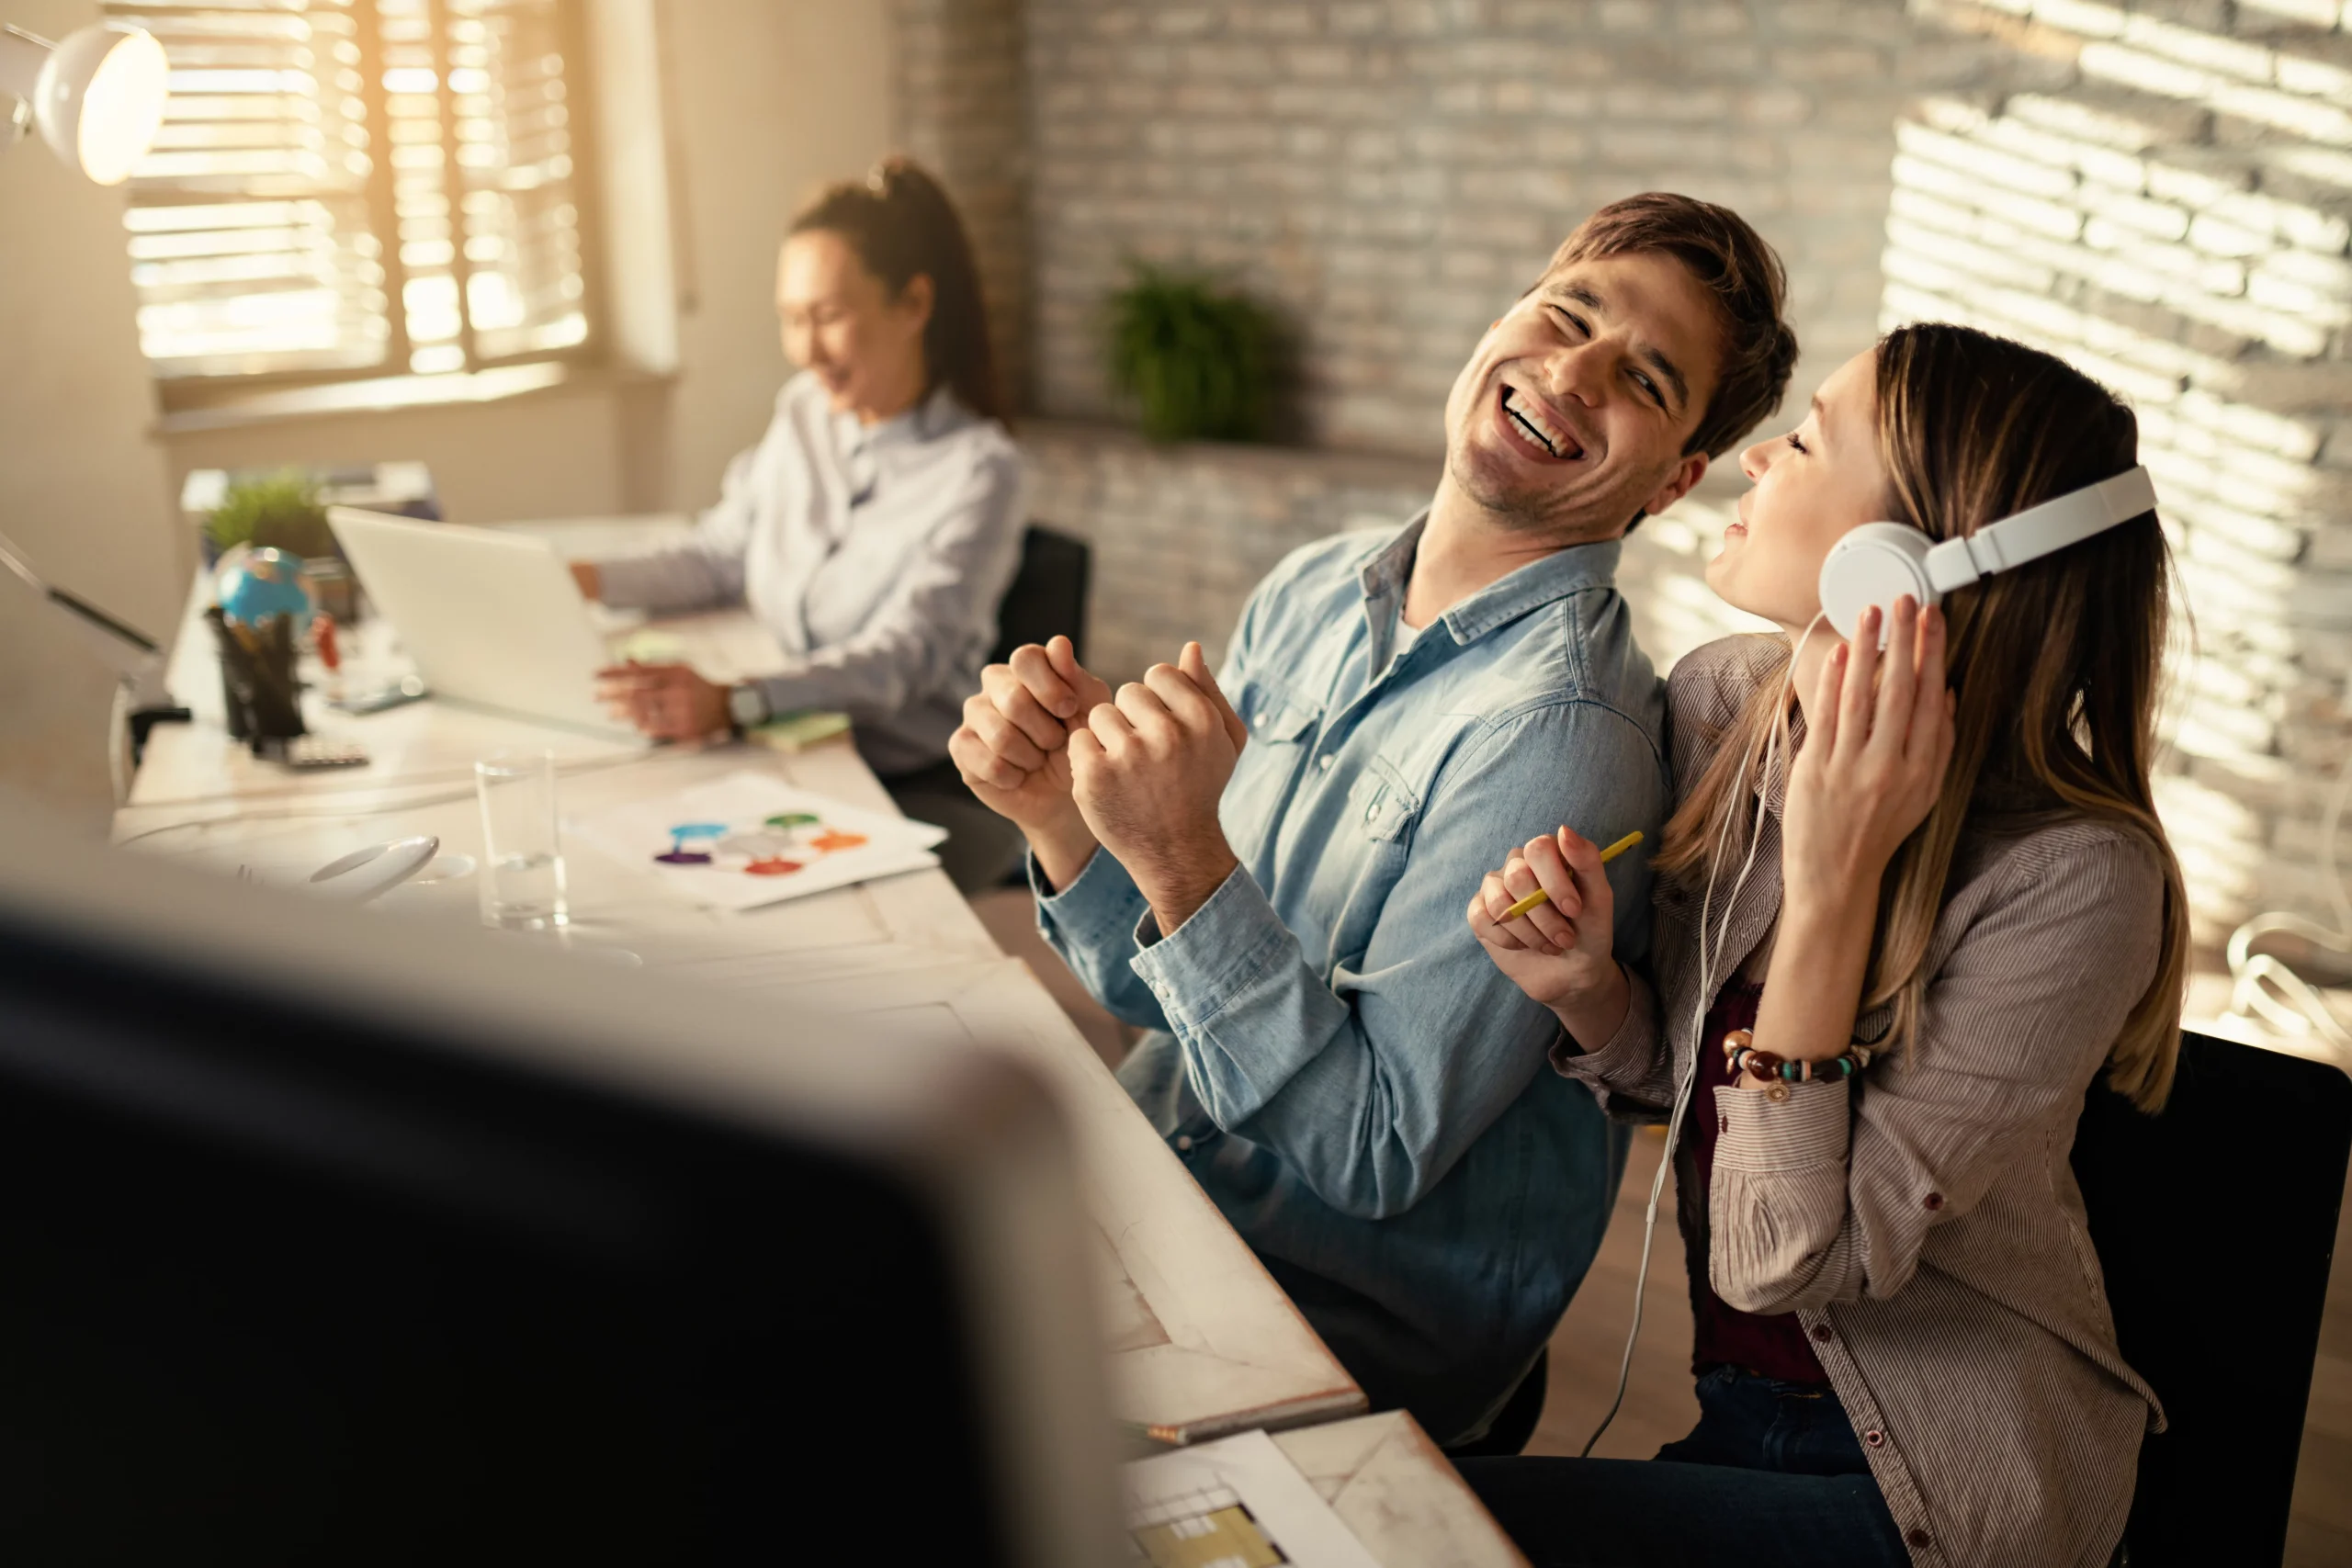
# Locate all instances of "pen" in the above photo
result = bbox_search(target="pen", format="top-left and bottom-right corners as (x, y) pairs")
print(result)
(1499, 829), (1644, 921)
(1117, 1419), (1182, 1446)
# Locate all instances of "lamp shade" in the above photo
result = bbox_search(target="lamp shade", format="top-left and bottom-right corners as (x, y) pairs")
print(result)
(0, 22), (168, 186)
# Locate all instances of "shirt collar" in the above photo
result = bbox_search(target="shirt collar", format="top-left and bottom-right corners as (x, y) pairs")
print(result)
(1359, 509), (1624, 646)
(834, 381), (960, 456)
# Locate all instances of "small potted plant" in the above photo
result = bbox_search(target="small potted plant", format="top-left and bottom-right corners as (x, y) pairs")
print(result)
(1105, 263), (1280, 444)
(203, 469), (337, 566)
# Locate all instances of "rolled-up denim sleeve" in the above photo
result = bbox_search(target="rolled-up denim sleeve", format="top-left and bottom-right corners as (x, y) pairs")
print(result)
(1129, 698), (1667, 1221)
(1029, 560), (1284, 1036)
(1030, 844), (1171, 1032)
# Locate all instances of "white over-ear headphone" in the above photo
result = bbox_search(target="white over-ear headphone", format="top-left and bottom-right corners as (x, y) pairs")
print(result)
(1817, 466), (2159, 642)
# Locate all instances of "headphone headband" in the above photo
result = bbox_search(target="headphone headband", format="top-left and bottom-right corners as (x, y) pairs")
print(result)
(1923, 465), (2156, 592)
(1816, 465), (2158, 643)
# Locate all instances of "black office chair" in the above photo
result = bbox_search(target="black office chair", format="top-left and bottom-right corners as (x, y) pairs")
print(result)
(2074, 1031), (2351, 1567)
(990, 525), (1091, 668)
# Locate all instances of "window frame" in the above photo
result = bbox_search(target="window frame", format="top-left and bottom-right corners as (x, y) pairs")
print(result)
(122, 0), (612, 414)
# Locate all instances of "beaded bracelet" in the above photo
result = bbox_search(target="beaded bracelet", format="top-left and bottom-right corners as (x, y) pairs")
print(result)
(1719, 1030), (1873, 1102)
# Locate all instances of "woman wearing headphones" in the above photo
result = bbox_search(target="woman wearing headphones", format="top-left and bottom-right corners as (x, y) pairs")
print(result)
(1460, 323), (2188, 1567)
(581, 157), (1024, 888)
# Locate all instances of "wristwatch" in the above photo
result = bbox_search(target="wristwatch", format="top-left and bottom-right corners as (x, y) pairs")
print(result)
(726, 681), (771, 732)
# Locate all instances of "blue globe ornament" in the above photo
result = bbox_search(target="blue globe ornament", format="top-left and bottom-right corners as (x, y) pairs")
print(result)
(218, 546), (312, 629)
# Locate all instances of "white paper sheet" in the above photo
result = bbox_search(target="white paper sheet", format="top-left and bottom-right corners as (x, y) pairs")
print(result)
(1123, 1428), (1381, 1568)
(568, 772), (945, 910)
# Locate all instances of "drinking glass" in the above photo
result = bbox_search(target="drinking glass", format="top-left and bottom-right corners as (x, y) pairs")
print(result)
(475, 749), (569, 930)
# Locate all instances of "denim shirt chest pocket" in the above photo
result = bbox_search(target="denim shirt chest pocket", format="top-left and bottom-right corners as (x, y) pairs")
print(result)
(1228, 678), (1325, 863)
(1317, 752), (1424, 962)
(1350, 754), (1420, 849)
(1238, 679), (1322, 747)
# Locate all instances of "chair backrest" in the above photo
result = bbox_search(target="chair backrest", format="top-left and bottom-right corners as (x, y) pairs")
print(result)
(991, 525), (1091, 668)
(2072, 1031), (2352, 1567)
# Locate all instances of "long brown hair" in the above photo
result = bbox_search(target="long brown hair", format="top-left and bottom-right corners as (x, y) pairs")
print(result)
(791, 155), (1005, 423)
(1656, 323), (2189, 1109)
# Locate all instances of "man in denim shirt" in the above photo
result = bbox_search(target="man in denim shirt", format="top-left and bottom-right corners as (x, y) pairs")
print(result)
(950, 196), (1799, 1445)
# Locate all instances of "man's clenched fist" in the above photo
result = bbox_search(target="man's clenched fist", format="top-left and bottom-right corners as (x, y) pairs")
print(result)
(947, 634), (1112, 887)
(1069, 641), (1250, 937)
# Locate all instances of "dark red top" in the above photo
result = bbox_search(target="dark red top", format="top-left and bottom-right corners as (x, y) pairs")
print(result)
(1687, 981), (1829, 1384)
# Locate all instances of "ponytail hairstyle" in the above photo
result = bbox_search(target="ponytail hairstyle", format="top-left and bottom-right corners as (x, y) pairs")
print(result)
(790, 155), (1006, 423)
(1655, 323), (2189, 1110)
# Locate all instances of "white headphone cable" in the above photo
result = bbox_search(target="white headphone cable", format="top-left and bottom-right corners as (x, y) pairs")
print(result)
(1580, 615), (1826, 1457)
(2224, 742), (2352, 1057)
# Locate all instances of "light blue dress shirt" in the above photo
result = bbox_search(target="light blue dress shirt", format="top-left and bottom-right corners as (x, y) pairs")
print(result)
(1035, 514), (1668, 1444)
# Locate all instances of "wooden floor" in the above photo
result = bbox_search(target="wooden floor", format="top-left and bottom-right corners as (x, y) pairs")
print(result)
(971, 887), (2352, 1563)
(1525, 1128), (1700, 1462)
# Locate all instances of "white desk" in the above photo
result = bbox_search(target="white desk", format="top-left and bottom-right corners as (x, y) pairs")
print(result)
(118, 535), (1363, 1445)
(1273, 1412), (1530, 1568)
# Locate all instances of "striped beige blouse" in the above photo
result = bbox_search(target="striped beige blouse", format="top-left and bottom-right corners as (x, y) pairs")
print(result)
(1553, 635), (2165, 1568)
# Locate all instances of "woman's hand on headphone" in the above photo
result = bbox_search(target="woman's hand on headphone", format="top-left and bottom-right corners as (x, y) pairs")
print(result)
(1469, 827), (1625, 1028)
(1784, 594), (1954, 913)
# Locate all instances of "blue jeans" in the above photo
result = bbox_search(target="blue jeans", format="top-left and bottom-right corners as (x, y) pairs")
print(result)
(1455, 1367), (1912, 1568)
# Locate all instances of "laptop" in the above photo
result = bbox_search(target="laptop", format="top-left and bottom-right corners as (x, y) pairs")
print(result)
(327, 507), (640, 740)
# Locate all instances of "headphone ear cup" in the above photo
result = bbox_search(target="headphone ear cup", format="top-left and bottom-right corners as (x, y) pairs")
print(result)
(1818, 524), (1939, 645)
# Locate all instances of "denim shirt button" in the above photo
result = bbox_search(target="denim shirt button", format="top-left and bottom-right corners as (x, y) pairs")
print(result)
(1317, 752), (1336, 773)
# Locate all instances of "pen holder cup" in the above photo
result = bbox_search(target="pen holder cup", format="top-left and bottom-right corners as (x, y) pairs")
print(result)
(209, 610), (307, 747)
(300, 557), (361, 626)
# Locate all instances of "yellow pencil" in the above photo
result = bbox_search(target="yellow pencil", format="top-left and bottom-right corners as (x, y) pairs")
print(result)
(1500, 829), (1644, 921)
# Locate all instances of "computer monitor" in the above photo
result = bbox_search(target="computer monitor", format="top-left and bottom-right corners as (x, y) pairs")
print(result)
(0, 807), (1114, 1564)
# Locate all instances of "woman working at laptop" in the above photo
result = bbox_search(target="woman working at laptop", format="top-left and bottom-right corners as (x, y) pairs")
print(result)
(575, 157), (1025, 890)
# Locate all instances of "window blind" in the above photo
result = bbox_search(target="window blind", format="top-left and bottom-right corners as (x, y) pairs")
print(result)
(102, 0), (594, 387)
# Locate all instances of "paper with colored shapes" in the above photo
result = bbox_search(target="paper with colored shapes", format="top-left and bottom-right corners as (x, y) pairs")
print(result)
(570, 772), (947, 909)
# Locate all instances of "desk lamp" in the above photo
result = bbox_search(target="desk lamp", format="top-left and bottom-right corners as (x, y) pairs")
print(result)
(1, 19), (167, 185)
(3, 18), (181, 787)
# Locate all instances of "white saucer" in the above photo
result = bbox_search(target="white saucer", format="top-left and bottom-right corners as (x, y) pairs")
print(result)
(307, 836), (441, 903)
